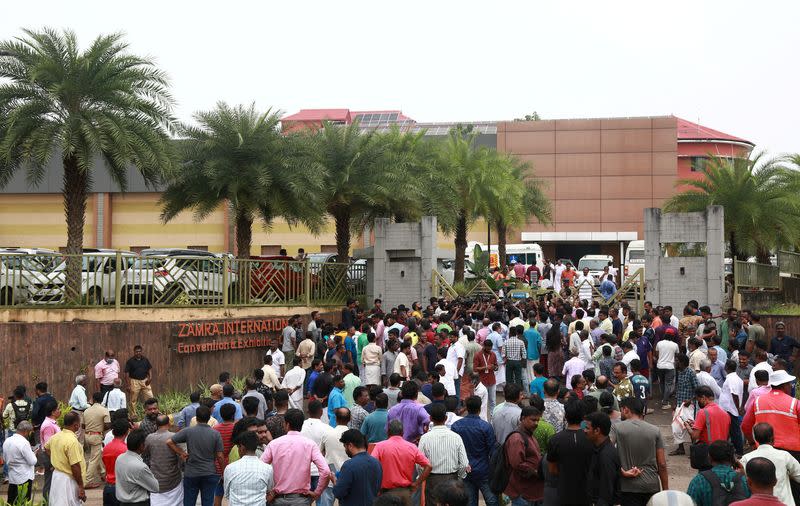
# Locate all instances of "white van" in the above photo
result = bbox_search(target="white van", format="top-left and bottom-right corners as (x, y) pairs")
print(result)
(624, 240), (645, 280)
(577, 255), (614, 284)
(465, 242), (544, 272)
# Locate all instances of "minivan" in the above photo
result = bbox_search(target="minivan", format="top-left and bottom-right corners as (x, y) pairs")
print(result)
(624, 240), (645, 281)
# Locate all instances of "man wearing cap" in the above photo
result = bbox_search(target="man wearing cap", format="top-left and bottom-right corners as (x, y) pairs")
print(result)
(742, 370), (800, 472)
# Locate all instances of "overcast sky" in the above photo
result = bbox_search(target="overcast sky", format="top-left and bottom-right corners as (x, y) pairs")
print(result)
(3, 1), (798, 154)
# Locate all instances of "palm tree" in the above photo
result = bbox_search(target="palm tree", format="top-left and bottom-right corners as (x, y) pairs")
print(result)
(0, 28), (176, 301)
(663, 152), (800, 263)
(488, 154), (552, 266)
(160, 102), (323, 259)
(437, 128), (499, 283)
(302, 121), (411, 262)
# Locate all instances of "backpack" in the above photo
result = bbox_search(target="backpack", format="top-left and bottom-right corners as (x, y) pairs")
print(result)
(11, 400), (31, 428)
(701, 470), (748, 506)
(488, 430), (529, 495)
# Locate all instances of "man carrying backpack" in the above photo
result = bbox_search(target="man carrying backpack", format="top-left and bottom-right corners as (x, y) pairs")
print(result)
(2, 386), (32, 435)
(501, 406), (543, 505)
(687, 440), (750, 506)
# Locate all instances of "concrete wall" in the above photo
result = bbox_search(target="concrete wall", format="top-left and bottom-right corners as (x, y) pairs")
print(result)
(644, 205), (724, 313)
(364, 217), (436, 309)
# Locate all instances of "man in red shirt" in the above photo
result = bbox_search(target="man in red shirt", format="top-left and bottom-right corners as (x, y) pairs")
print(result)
(102, 418), (129, 506)
(742, 370), (800, 454)
(688, 385), (731, 444)
(474, 340), (499, 414)
(371, 419), (432, 506)
(731, 457), (785, 505)
(213, 403), (237, 505)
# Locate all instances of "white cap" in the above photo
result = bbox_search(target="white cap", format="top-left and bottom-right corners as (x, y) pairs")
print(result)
(647, 490), (694, 506)
(769, 370), (797, 387)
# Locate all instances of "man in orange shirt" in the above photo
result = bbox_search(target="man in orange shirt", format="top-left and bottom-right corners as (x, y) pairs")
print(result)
(371, 420), (432, 506)
(742, 370), (800, 458)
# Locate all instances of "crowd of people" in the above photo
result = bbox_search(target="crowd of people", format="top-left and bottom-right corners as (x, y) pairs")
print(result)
(1, 290), (799, 506)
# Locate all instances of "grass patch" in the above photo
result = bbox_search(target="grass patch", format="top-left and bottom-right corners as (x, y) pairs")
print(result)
(758, 303), (800, 315)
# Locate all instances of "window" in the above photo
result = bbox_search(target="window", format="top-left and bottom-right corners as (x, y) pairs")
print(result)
(660, 242), (707, 257)
(321, 245), (338, 253)
(260, 245), (281, 256)
(690, 156), (707, 172)
(130, 246), (150, 254)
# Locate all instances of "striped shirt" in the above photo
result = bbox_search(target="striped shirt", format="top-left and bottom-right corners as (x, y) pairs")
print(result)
(418, 425), (469, 477)
(504, 337), (527, 361)
(224, 455), (274, 506)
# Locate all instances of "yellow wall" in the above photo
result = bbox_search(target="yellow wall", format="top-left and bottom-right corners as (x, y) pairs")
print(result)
(0, 194), (94, 250)
(111, 193), (226, 251)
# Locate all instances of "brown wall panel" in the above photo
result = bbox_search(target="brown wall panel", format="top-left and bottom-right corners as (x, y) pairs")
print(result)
(555, 130), (601, 153)
(601, 176), (653, 199)
(601, 199), (655, 223)
(601, 152), (653, 176)
(601, 129), (652, 153)
(555, 153), (601, 177)
(517, 154), (555, 177)
(653, 175), (679, 199)
(555, 119), (602, 131)
(653, 151), (678, 175)
(601, 118), (653, 130)
(555, 199), (602, 223)
(503, 120), (557, 132)
(653, 128), (678, 151)
(505, 131), (555, 154)
(554, 177), (592, 200)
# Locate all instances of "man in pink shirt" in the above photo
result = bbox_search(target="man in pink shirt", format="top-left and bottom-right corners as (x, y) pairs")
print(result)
(39, 399), (61, 502)
(476, 318), (491, 345)
(94, 349), (120, 395)
(261, 409), (330, 504)
(744, 370), (771, 413)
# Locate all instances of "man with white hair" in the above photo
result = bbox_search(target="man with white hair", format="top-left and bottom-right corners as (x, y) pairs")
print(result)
(68, 374), (89, 443)
(2, 420), (37, 503)
(696, 359), (721, 400)
(102, 377), (127, 413)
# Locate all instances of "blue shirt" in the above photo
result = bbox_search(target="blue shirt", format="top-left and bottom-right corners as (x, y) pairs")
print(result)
(451, 414), (497, 483)
(344, 336), (357, 362)
(523, 327), (542, 360)
(307, 370), (320, 393)
(211, 397), (242, 423)
(530, 376), (546, 399)
(328, 387), (347, 427)
(332, 451), (383, 506)
(360, 408), (389, 443)
(177, 402), (200, 429)
(600, 280), (617, 299)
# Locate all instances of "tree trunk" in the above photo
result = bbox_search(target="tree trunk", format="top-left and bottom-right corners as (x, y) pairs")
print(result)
(453, 210), (468, 283)
(333, 206), (351, 263)
(234, 211), (253, 259)
(62, 154), (88, 304)
(497, 219), (508, 268)
(232, 210), (253, 304)
(755, 248), (771, 265)
(730, 231), (747, 261)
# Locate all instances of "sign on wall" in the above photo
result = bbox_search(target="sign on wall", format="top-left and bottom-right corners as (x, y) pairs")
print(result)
(174, 317), (288, 354)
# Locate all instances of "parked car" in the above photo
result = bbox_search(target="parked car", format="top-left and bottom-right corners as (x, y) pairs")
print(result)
(0, 248), (59, 305)
(42, 249), (136, 305)
(136, 248), (239, 304)
(624, 240), (645, 281)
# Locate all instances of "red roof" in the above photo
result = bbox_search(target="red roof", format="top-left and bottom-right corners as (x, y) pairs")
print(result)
(676, 117), (753, 146)
(281, 109), (351, 122)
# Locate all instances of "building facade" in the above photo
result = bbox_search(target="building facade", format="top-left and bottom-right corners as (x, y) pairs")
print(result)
(0, 110), (752, 261)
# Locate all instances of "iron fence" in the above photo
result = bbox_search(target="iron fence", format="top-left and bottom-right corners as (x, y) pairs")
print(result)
(734, 260), (780, 290)
(777, 250), (800, 277)
(0, 252), (366, 308)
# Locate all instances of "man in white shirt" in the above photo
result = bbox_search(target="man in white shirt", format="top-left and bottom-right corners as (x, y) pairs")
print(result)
(469, 373), (489, 421)
(748, 350), (773, 393)
(552, 260), (566, 292)
(321, 407), (351, 480)
(655, 335), (679, 409)
(718, 359), (744, 456)
(260, 356), (281, 390)
(620, 341), (639, 377)
(265, 343), (285, 380)
(2, 421), (37, 503)
(446, 338), (466, 397)
(579, 331), (595, 368)
(740, 422), (800, 506)
(568, 322), (585, 357)
(281, 357), (306, 410)
(562, 351), (587, 385)
(696, 359), (721, 399)
(436, 347), (458, 396)
(301, 400), (335, 506)
(102, 378), (127, 413)
(224, 431), (274, 506)
(576, 268), (595, 303)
